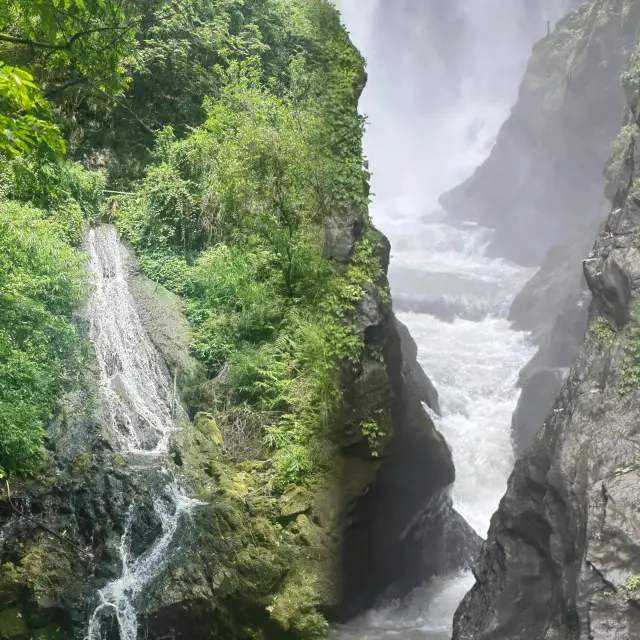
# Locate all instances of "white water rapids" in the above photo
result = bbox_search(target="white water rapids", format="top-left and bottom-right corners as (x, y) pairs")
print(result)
(332, 1), (573, 638)
(85, 226), (200, 640)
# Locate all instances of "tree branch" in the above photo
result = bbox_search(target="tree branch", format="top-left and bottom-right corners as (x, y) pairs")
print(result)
(4, 479), (88, 558)
(44, 76), (89, 97)
(0, 25), (130, 50)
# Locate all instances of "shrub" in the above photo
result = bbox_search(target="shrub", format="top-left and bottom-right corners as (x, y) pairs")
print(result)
(0, 201), (84, 474)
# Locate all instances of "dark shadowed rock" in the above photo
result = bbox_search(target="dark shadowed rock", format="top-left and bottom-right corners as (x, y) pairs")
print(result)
(395, 316), (440, 414)
(511, 367), (565, 456)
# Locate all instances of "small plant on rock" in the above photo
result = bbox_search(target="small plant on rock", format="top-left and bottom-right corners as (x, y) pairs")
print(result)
(625, 575), (640, 591)
(591, 317), (615, 344)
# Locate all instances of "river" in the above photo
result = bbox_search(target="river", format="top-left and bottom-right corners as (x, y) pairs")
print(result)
(332, 1), (571, 637)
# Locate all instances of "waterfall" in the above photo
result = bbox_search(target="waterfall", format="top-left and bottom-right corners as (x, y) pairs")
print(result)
(332, 1), (571, 637)
(86, 226), (178, 453)
(85, 226), (201, 640)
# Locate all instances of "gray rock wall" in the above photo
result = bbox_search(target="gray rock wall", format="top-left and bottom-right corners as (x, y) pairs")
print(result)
(452, 79), (640, 640)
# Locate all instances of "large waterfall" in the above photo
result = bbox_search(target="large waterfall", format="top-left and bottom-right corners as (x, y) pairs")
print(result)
(333, 1), (572, 637)
(85, 226), (201, 640)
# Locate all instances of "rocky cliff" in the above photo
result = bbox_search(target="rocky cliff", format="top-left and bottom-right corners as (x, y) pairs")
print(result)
(439, 0), (640, 458)
(441, 0), (640, 266)
(452, 47), (640, 640)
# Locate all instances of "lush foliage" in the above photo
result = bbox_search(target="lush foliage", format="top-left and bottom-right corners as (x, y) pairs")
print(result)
(1, 0), (375, 633)
(0, 199), (85, 474)
(115, 1), (373, 492)
(0, 155), (104, 476)
(0, 63), (65, 156)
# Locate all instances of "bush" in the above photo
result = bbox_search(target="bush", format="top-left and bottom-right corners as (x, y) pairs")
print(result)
(4, 153), (106, 222)
(0, 201), (84, 474)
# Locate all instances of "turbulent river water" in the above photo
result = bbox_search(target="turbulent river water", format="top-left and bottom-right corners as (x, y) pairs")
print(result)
(332, 1), (573, 638)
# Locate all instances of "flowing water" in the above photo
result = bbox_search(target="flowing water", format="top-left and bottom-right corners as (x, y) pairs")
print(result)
(85, 226), (201, 640)
(332, 1), (574, 638)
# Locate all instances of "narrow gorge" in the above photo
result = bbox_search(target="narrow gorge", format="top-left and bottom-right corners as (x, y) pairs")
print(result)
(3, 0), (640, 639)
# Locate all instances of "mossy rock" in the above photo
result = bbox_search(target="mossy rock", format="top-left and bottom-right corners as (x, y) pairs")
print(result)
(194, 412), (224, 450)
(71, 453), (91, 474)
(112, 453), (127, 468)
(279, 487), (313, 518)
(0, 608), (27, 638)
(291, 515), (326, 548)
(267, 564), (328, 638)
(31, 626), (68, 640)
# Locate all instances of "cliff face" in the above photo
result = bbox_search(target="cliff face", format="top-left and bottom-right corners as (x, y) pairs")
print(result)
(331, 222), (479, 620)
(440, 0), (640, 458)
(441, 0), (640, 266)
(452, 70), (640, 640)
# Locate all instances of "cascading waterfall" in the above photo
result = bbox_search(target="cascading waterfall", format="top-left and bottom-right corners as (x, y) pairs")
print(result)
(333, 1), (572, 637)
(86, 226), (178, 453)
(85, 226), (201, 640)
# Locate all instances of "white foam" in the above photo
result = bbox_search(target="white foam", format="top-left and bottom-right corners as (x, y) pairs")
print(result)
(331, 0), (558, 636)
(85, 226), (199, 640)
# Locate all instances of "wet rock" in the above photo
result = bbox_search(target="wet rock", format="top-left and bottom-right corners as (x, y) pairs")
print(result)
(441, 1), (640, 265)
(511, 367), (565, 456)
(452, 99), (640, 640)
(323, 207), (363, 262)
(584, 253), (632, 327)
(395, 317), (440, 414)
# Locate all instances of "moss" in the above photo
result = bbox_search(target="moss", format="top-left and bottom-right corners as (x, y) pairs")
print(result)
(279, 487), (312, 518)
(0, 608), (28, 637)
(72, 453), (91, 474)
(267, 565), (328, 638)
(620, 312), (640, 391)
(292, 515), (325, 548)
(112, 453), (127, 468)
(194, 412), (224, 450)
(0, 536), (74, 611)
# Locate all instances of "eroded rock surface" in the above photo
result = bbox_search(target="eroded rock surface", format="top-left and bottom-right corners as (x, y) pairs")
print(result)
(452, 97), (640, 640)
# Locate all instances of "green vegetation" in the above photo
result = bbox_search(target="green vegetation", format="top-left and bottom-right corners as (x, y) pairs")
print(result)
(114, 3), (377, 490)
(621, 40), (640, 96)
(620, 313), (640, 390)
(591, 316), (616, 344)
(626, 575), (640, 591)
(0, 196), (85, 474)
(1, 0), (379, 633)
(604, 122), (638, 198)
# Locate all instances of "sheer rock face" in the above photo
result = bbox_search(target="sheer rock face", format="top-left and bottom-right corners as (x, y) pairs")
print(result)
(328, 216), (480, 621)
(441, 0), (640, 266)
(452, 111), (640, 640)
(466, 0), (640, 457)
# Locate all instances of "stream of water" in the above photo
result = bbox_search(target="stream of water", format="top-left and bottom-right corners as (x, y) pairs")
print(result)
(332, 1), (572, 638)
(85, 226), (200, 640)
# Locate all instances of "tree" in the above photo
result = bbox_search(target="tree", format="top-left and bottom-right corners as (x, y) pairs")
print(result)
(0, 62), (64, 156)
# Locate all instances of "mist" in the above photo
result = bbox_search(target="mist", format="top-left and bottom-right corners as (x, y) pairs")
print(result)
(332, 1), (578, 638)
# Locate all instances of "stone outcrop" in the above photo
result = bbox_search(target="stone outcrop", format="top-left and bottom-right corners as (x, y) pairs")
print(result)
(452, 86), (640, 640)
(323, 215), (480, 620)
(453, 0), (640, 456)
(441, 0), (640, 266)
